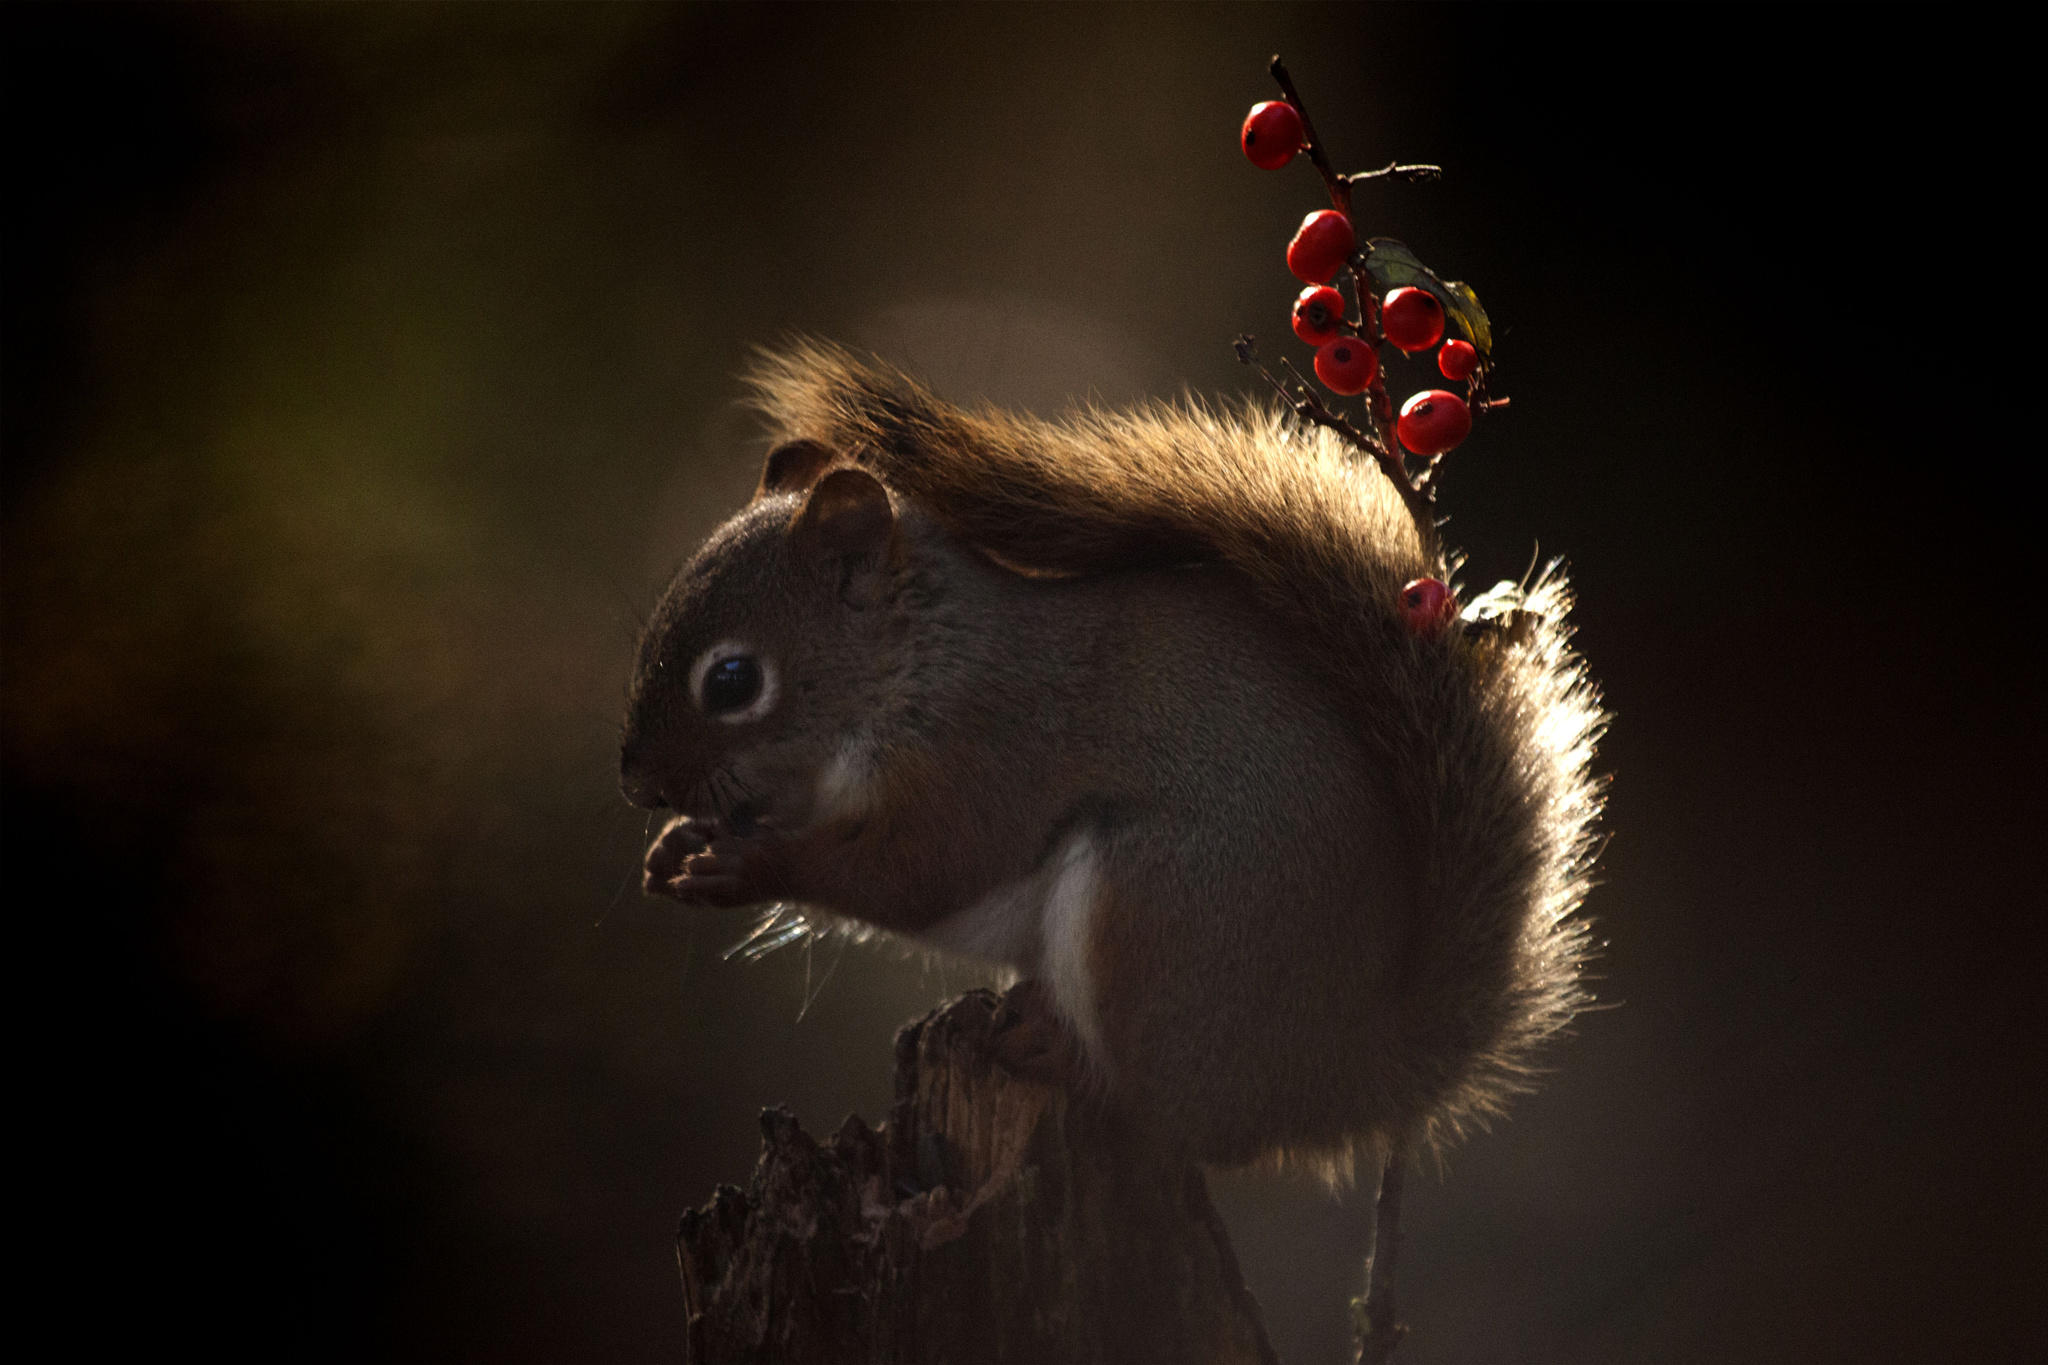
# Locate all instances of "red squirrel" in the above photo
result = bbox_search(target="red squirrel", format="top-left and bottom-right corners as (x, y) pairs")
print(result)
(619, 342), (1604, 1172)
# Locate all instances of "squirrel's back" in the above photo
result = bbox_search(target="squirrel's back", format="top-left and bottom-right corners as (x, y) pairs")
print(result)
(740, 343), (1604, 1162)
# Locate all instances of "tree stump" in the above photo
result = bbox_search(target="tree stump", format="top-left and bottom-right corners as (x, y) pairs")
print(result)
(676, 986), (1281, 1365)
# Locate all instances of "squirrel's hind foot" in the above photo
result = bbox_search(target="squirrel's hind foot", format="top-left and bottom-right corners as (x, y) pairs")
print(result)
(990, 979), (1085, 1090)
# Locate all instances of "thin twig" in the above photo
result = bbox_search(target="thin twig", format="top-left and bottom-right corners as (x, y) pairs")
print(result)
(1414, 453), (1449, 502)
(1238, 340), (1440, 562)
(1346, 160), (1444, 186)
(1268, 55), (1351, 216)
(1275, 358), (1391, 467)
(1355, 1144), (1410, 1365)
(1353, 266), (1398, 479)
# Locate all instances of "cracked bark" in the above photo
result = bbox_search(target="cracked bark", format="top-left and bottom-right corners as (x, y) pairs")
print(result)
(676, 987), (1281, 1365)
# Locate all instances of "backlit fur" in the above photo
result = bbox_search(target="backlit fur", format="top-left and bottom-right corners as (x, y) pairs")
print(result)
(738, 342), (1607, 1164)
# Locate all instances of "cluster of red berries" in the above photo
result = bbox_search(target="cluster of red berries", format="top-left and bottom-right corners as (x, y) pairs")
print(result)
(1241, 100), (1481, 463)
(1243, 94), (1489, 639)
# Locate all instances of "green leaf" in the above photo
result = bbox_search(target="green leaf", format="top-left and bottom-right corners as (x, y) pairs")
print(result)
(1362, 238), (1494, 354)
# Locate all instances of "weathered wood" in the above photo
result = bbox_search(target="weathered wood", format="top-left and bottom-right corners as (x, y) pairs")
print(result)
(677, 987), (1281, 1365)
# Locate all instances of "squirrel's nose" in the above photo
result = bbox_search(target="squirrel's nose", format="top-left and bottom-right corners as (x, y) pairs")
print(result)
(619, 744), (670, 810)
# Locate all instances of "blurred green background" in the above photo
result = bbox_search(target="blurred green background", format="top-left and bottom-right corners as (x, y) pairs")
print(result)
(4, 4), (2033, 1361)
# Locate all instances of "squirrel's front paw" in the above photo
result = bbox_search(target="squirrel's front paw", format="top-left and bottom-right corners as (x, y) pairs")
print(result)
(643, 815), (717, 899)
(653, 822), (782, 907)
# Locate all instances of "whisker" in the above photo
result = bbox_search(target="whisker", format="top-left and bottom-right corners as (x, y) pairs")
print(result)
(605, 570), (653, 646)
(595, 807), (658, 928)
(724, 903), (812, 962)
(800, 934), (813, 1016)
(796, 932), (848, 1022)
(598, 851), (640, 927)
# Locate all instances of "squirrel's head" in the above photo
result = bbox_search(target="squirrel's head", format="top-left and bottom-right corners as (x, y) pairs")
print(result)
(619, 440), (905, 832)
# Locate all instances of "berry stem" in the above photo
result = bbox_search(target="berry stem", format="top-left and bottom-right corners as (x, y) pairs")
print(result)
(1269, 59), (1444, 214)
(1235, 336), (1443, 565)
(1415, 452), (1449, 501)
(1268, 55), (1353, 217)
(1350, 264), (1401, 483)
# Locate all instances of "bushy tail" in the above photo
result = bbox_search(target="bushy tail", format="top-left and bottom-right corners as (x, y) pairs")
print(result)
(746, 342), (1606, 1148)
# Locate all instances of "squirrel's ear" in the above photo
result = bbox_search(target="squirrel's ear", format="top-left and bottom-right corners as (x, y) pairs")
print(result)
(791, 466), (896, 561)
(755, 439), (836, 500)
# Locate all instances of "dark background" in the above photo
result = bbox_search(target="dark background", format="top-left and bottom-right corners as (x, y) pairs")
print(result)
(5, 4), (2036, 1362)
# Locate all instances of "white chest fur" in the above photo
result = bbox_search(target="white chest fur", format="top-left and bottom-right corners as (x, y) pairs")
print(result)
(917, 832), (1106, 1063)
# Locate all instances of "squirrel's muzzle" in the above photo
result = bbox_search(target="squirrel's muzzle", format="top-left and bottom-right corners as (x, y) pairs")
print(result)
(619, 741), (670, 810)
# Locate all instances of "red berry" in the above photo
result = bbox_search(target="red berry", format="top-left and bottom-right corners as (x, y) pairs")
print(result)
(1313, 337), (1378, 395)
(1396, 389), (1472, 456)
(1398, 577), (1457, 638)
(1286, 210), (1356, 284)
(1437, 338), (1479, 382)
(1292, 285), (1347, 346)
(1380, 286), (1445, 353)
(1241, 101), (1304, 170)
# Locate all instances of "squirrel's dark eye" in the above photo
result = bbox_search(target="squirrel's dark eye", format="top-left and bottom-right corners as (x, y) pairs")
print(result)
(701, 656), (764, 714)
(689, 640), (777, 723)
